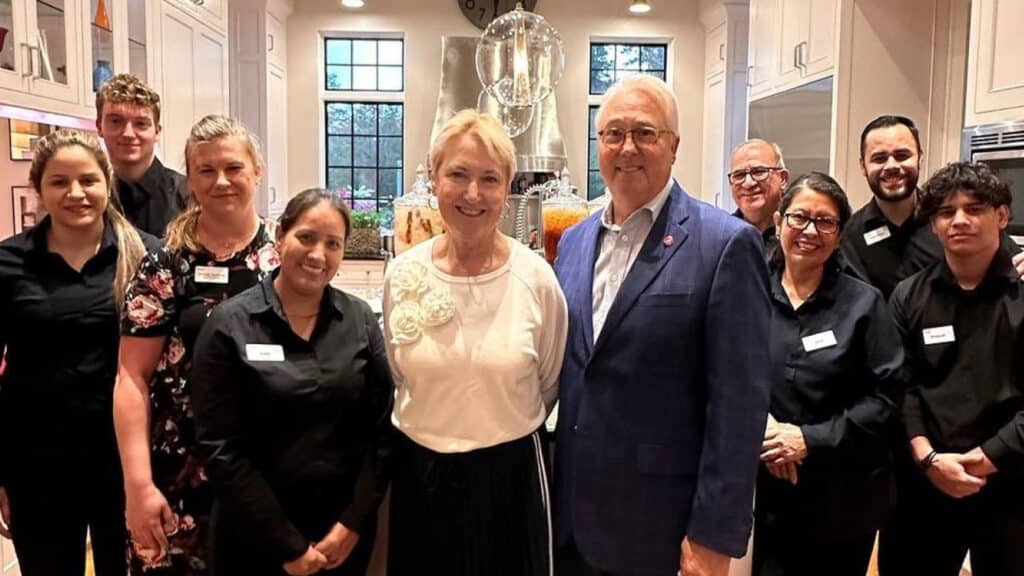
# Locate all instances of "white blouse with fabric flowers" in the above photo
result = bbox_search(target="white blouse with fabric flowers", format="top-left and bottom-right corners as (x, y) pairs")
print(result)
(383, 235), (569, 453)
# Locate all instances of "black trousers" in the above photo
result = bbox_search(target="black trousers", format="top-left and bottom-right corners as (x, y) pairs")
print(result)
(6, 469), (126, 576)
(878, 466), (1024, 576)
(556, 538), (630, 576)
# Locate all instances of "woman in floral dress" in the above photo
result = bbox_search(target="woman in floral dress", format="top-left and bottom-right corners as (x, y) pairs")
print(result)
(113, 114), (279, 575)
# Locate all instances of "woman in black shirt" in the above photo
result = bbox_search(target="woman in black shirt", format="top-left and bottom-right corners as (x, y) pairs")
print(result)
(753, 172), (906, 576)
(0, 130), (153, 575)
(192, 188), (392, 576)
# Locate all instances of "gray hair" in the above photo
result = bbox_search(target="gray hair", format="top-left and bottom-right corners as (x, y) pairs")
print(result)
(731, 138), (787, 169)
(595, 74), (679, 136)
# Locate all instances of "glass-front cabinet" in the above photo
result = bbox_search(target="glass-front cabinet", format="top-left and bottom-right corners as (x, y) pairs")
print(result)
(84, 0), (150, 96)
(0, 0), (80, 103)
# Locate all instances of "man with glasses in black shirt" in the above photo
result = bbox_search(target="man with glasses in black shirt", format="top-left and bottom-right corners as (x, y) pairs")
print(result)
(886, 162), (1024, 575)
(728, 139), (790, 260)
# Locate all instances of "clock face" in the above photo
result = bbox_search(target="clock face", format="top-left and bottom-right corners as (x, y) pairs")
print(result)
(459, 0), (539, 31)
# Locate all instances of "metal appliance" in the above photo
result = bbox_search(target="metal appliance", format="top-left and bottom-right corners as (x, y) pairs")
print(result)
(962, 121), (1024, 241)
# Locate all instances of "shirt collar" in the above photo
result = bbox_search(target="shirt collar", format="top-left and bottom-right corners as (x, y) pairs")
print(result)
(116, 157), (167, 203)
(256, 270), (346, 322)
(26, 214), (119, 257)
(770, 255), (842, 310)
(732, 208), (777, 242)
(934, 245), (1018, 292)
(599, 177), (674, 232)
(862, 192), (924, 232)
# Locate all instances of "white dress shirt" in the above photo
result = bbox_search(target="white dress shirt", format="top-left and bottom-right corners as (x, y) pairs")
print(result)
(591, 178), (674, 341)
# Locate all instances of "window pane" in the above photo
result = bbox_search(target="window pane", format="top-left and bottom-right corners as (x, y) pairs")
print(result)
(353, 104), (378, 135)
(353, 136), (378, 166)
(616, 45), (640, 70)
(588, 171), (607, 200)
(355, 168), (377, 190)
(379, 169), (401, 198)
(353, 66), (377, 90)
(615, 69), (639, 83)
(326, 65), (351, 90)
(379, 40), (403, 65)
(378, 66), (403, 91)
(328, 168), (352, 191)
(591, 44), (614, 70)
(354, 184), (376, 199)
(588, 140), (599, 170)
(648, 70), (666, 81)
(588, 106), (599, 137)
(641, 45), (666, 71)
(590, 69), (613, 95)
(326, 103), (352, 135)
(379, 104), (403, 135)
(353, 40), (377, 65)
(380, 137), (402, 168)
(327, 136), (352, 166)
(326, 40), (351, 64)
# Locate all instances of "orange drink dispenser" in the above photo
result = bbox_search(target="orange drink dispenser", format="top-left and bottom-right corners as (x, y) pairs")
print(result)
(542, 169), (588, 265)
(394, 164), (446, 255)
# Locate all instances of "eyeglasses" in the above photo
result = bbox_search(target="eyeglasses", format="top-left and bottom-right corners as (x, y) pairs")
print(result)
(597, 126), (673, 147)
(728, 166), (784, 185)
(783, 212), (840, 235)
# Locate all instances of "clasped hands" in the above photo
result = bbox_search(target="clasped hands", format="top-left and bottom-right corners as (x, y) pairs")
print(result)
(760, 414), (808, 485)
(283, 522), (360, 575)
(921, 446), (997, 499)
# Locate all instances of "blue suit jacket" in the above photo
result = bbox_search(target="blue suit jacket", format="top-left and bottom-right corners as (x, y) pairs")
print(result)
(553, 183), (772, 574)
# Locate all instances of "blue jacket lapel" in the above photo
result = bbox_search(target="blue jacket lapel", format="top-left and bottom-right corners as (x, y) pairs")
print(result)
(575, 216), (602, 358)
(591, 185), (691, 359)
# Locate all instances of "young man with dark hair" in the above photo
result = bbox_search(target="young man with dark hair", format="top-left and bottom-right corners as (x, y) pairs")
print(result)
(96, 74), (187, 237)
(886, 162), (1024, 575)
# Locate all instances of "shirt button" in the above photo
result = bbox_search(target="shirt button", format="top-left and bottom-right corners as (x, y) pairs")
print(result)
(621, 235), (629, 242)
(573, 424), (579, 432)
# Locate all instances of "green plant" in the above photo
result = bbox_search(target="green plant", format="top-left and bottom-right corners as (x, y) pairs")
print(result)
(351, 210), (382, 229)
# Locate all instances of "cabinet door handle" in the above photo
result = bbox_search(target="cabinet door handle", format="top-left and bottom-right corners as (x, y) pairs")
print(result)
(270, 186), (277, 203)
(793, 44), (800, 71)
(718, 43), (725, 61)
(21, 43), (34, 78)
(746, 64), (754, 87)
(268, 34), (274, 53)
(799, 41), (808, 71)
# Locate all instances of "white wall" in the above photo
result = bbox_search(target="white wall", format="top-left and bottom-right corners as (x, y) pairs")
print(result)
(286, 0), (706, 199)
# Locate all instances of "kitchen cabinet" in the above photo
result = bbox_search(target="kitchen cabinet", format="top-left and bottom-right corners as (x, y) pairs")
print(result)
(748, 0), (836, 101)
(82, 0), (156, 97)
(164, 0), (222, 33)
(229, 0), (290, 218)
(0, 0), (84, 112)
(158, 0), (228, 172)
(964, 0), (1024, 126)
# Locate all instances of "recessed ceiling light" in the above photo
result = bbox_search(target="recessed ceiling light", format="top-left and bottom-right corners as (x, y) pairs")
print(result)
(629, 0), (651, 14)
(341, 0), (365, 8)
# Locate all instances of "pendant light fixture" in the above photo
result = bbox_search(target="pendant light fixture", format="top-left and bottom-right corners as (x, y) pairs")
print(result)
(629, 0), (652, 14)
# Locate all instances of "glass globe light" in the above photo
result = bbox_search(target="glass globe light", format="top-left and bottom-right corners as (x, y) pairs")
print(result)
(477, 89), (534, 138)
(476, 4), (565, 108)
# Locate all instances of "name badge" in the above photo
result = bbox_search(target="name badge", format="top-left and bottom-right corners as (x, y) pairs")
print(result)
(195, 265), (229, 284)
(922, 325), (955, 345)
(802, 330), (837, 352)
(863, 226), (892, 246)
(246, 344), (285, 362)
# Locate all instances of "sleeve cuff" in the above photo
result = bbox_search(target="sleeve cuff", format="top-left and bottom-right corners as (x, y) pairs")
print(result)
(800, 423), (829, 454)
(339, 505), (368, 535)
(274, 530), (311, 565)
(981, 435), (1011, 469)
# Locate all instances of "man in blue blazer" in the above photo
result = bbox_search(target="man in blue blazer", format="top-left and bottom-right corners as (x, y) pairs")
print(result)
(553, 75), (772, 576)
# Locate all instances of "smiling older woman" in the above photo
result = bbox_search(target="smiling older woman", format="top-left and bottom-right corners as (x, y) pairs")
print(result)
(382, 109), (568, 576)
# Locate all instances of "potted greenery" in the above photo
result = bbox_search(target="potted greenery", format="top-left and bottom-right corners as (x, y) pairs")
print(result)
(346, 210), (382, 258)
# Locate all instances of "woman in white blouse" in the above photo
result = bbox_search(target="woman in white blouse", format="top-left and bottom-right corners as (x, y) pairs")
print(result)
(383, 109), (568, 576)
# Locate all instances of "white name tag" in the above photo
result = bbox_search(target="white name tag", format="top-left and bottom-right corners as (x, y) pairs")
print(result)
(922, 325), (956, 345)
(863, 226), (892, 246)
(246, 344), (285, 362)
(802, 330), (837, 352)
(195, 265), (229, 284)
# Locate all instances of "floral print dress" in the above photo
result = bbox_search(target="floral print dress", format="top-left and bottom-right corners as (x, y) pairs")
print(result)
(120, 220), (279, 575)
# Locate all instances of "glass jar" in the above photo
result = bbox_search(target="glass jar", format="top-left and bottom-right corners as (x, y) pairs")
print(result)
(542, 169), (588, 265)
(393, 164), (445, 255)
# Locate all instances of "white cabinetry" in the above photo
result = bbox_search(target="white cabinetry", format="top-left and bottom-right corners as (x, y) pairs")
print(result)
(157, 0), (228, 172)
(965, 0), (1024, 126)
(229, 0), (290, 217)
(82, 0), (156, 98)
(748, 0), (835, 101)
(164, 0), (222, 32)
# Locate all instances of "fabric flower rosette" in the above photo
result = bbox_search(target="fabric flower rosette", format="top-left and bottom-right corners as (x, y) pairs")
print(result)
(388, 261), (455, 345)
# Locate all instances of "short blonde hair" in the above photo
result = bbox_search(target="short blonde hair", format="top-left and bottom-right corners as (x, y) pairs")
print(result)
(429, 109), (517, 185)
(95, 73), (162, 124)
(595, 74), (680, 135)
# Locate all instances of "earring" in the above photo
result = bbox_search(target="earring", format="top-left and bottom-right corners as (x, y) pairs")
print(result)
(428, 195), (438, 211)
(502, 198), (512, 218)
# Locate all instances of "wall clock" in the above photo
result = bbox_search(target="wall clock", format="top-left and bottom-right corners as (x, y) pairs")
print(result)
(459, 0), (539, 31)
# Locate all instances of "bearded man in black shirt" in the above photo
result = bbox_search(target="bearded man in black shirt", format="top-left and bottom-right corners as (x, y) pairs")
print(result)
(886, 162), (1024, 576)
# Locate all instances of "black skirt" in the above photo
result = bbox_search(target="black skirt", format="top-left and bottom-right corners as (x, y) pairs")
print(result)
(388, 430), (552, 576)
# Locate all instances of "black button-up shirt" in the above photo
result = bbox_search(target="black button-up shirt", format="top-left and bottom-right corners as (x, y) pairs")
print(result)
(839, 197), (944, 299)
(0, 217), (158, 483)
(192, 273), (393, 565)
(733, 209), (779, 262)
(890, 248), (1024, 474)
(115, 157), (188, 237)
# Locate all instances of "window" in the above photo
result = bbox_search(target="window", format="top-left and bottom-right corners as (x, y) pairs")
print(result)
(325, 102), (404, 211)
(587, 41), (668, 199)
(325, 38), (404, 92)
(322, 34), (404, 215)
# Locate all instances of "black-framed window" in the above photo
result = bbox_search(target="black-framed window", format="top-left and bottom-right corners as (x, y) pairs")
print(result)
(325, 38), (404, 92)
(587, 105), (605, 200)
(589, 43), (667, 95)
(325, 102), (403, 211)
